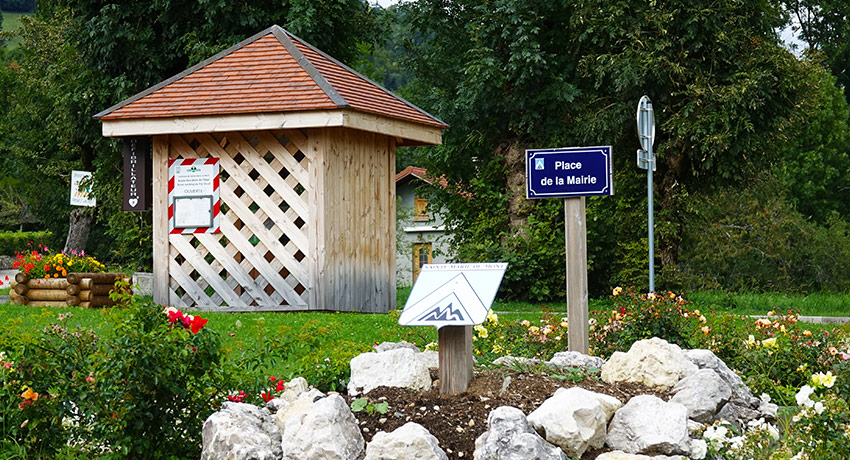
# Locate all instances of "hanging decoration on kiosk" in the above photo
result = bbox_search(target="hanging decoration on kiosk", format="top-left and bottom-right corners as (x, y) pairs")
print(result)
(123, 137), (152, 211)
(168, 158), (220, 234)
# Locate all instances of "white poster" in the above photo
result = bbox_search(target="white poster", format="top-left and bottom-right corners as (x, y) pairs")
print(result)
(70, 170), (96, 207)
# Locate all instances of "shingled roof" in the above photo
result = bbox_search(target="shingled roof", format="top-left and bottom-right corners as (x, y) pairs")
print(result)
(95, 25), (446, 142)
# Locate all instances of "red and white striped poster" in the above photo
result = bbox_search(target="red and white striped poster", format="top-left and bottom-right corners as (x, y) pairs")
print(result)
(168, 158), (220, 234)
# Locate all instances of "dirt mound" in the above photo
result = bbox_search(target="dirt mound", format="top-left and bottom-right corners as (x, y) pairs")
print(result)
(347, 368), (670, 460)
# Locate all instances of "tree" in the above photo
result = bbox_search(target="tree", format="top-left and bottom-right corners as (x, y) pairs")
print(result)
(403, 0), (812, 297)
(0, 1), (382, 267)
(784, 0), (850, 99)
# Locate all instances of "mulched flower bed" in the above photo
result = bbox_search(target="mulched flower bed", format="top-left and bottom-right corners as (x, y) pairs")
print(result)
(346, 368), (671, 460)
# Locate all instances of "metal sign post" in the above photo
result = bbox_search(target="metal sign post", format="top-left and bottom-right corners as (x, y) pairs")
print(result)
(526, 146), (613, 354)
(636, 96), (656, 292)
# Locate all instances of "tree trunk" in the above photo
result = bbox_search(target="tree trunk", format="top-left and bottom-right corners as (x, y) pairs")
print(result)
(64, 207), (94, 254)
(657, 151), (689, 272)
(497, 140), (533, 240)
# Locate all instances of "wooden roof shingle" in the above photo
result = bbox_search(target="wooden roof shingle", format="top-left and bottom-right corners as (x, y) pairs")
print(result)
(95, 25), (446, 132)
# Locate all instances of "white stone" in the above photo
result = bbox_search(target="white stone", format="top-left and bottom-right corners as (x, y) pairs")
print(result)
(492, 356), (543, 367)
(596, 451), (686, 460)
(551, 386), (622, 420)
(606, 395), (691, 456)
(275, 388), (326, 435)
(682, 349), (778, 425)
(601, 338), (698, 390)
(669, 369), (731, 423)
(526, 387), (613, 458)
(201, 402), (281, 460)
(473, 406), (566, 460)
(374, 341), (421, 353)
(280, 394), (365, 460)
(365, 422), (448, 460)
(418, 349), (440, 371)
(348, 348), (432, 395)
(546, 351), (605, 370)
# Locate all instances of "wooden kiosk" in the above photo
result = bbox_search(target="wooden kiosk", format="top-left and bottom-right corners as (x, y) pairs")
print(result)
(95, 26), (446, 312)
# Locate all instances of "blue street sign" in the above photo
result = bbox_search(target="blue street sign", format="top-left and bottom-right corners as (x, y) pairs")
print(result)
(525, 146), (613, 199)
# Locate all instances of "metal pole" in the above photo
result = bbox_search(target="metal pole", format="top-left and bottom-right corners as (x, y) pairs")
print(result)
(648, 151), (654, 293)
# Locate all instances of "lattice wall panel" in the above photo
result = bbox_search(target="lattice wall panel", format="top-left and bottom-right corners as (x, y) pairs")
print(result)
(166, 130), (311, 310)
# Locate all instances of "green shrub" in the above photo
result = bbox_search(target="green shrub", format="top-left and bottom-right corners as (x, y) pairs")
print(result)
(472, 310), (572, 363)
(0, 232), (51, 257)
(589, 288), (703, 358)
(1, 297), (226, 459)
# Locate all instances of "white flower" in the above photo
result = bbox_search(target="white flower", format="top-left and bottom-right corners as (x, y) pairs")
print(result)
(790, 449), (806, 460)
(690, 439), (707, 459)
(767, 423), (780, 440)
(796, 385), (815, 408)
(814, 401), (825, 415)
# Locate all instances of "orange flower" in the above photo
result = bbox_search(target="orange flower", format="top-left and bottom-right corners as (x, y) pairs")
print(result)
(20, 388), (38, 401)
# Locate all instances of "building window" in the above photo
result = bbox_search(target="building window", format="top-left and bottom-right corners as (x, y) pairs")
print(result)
(413, 243), (432, 281)
(414, 197), (429, 221)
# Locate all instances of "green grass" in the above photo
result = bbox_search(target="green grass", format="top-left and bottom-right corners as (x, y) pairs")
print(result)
(687, 291), (850, 317)
(0, 287), (8, 295)
(2, 11), (28, 50)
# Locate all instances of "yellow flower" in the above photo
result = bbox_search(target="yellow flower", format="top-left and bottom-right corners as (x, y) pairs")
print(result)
(486, 311), (499, 325)
(473, 324), (488, 338)
(701, 326), (710, 335)
(746, 335), (756, 346)
(612, 286), (623, 296)
(803, 330), (812, 337)
(647, 292), (657, 300)
(560, 321), (568, 329)
(812, 371), (836, 388)
(693, 309), (700, 316)
(762, 337), (778, 348)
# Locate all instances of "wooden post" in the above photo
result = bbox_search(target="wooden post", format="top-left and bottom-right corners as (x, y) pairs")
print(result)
(152, 135), (170, 305)
(438, 325), (473, 394)
(564, 197), (589, 354)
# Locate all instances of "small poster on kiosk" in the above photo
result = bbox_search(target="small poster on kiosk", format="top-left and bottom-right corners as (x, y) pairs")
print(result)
(168, 158), (220, 234)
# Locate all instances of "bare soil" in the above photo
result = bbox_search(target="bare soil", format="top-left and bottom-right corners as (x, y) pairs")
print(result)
(346, 368), (671, 460)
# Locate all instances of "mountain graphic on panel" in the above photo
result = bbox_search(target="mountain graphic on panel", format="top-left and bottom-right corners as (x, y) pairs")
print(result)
(416, 302), (466, 323)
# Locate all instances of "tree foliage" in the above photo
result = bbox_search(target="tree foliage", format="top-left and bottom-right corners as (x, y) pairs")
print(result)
(402, 0), (836, 298)
(0, 0), (381, 269)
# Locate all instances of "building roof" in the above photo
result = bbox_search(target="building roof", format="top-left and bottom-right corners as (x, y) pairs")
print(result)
(395, 166), (431, 183)
(95, 25), (446, 133)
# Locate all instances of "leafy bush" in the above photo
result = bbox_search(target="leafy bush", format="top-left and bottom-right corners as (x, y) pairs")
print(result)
(1, 297), (226, 459)
(0, 232), (51, 257)
(472, 311), (572, 363)
(589, 288), (703, 358)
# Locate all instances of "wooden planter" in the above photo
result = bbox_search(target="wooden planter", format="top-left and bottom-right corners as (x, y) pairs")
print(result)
(10, 272), (130, 308)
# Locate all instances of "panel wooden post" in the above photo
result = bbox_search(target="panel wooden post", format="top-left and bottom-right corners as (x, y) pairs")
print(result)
(564, 197), (589, 353)
(152, 135), (170, 305)
(438, 325), (473, 394)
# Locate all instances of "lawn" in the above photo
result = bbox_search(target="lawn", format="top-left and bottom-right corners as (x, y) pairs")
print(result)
(687, 290), (850, 317)
(1, 11), (28, 50)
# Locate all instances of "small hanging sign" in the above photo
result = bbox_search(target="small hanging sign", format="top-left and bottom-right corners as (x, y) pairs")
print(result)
(70, 170), (96, 207)
(123, 137), (152, 211)
(168, 158), (220, 234)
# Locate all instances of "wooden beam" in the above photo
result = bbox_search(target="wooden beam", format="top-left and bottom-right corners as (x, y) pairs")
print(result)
(152, 135), (170, 305)
(101, 110), (443, 146)
(564, 197), (589, 354)
(439, 326), (473, 394)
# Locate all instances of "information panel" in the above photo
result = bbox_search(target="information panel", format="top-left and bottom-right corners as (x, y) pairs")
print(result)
(398, 263), (507, 329)
(525, 146), (613, 199)
(168, 158), (220, 234)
